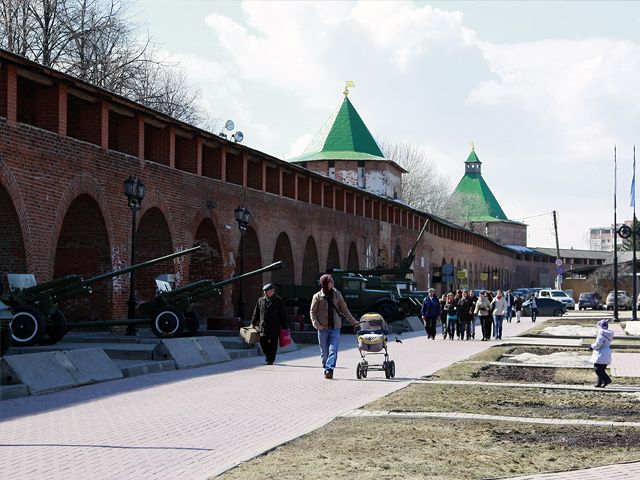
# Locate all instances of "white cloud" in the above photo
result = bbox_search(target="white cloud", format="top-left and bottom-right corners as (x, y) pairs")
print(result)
(176, 0), (640, 248)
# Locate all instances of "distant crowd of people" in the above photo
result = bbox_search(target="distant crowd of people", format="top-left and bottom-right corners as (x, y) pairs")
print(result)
(421, 289), (537, 341)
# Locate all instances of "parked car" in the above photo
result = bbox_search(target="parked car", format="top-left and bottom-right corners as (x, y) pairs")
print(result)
(606, 290), (632, 310)
(537, 289), (576, 309)
(522, 297), (567, 317)
(578, 292), (602, 310)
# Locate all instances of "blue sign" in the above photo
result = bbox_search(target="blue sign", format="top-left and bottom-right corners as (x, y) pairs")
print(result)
(442, 263), (454, 275)
(556, 267), (564, 275)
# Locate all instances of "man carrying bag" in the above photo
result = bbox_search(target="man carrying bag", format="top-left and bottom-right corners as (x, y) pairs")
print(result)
(251, 283), (288, 365)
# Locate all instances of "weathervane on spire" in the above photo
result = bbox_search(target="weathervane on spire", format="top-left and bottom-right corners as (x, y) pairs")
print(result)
(343, 80), (355, 97)
(470, 141), (475, 151)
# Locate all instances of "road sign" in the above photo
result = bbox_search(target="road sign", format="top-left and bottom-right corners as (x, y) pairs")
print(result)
(555, 259), (563, 267)
(456, 269), (467, 280)
(442, 263), (454, 275)
(556, 267), (564, 275)
(480, 272), (488, 281)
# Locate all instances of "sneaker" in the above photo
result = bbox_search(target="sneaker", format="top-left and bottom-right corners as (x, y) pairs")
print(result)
(594, 383), (604, 388)
(324, 370), (333, 379)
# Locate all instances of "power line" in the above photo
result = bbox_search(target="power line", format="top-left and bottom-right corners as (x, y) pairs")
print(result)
(514, 211), (554, 221)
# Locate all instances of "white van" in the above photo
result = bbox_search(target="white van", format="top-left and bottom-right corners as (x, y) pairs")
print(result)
(537, 289), (575, 308)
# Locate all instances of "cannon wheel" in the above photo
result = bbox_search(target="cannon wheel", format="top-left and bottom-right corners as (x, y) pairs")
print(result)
(184, 311), (200, 336)
(38, 309), (69, 345)
(10, 306), (45, 346)
(151, 307), (185, 338)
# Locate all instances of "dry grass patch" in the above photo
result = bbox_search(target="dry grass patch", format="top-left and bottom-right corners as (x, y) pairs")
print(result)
(432, 345), (640, 386)
(217, 418), (640, 480)
(366, 383), (640, 421)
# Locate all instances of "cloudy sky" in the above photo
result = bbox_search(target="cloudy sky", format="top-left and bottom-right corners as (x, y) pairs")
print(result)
(133, 0), (640, 250)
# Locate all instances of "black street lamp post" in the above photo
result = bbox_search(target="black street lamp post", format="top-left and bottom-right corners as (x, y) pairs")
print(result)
(124, 176), (145, 335)
(234, 206), (251, 321)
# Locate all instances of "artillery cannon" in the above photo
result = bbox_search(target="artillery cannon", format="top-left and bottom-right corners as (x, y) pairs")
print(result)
(2, 245), (202, 348)
(137, 261), (283, 339)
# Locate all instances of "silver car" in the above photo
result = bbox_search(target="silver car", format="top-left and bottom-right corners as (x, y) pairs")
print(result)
(606, 290), (632, 310)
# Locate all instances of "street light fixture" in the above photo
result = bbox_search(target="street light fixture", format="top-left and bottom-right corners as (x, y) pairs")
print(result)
(124, 176), (145, 335)
(234, 206), (251, 321)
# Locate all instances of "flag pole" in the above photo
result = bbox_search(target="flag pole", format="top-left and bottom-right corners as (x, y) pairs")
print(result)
(614, 146), (619, 321)
(633, 145), (637, 321)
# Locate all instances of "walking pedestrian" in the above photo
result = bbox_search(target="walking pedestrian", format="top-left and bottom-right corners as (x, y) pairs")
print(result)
(468, 290), (478, 339)
(505, 290), (514, 323)
(474, 291), (492, 340)
(588, 319), (614, 388)
(490, 290), (507, 340)
(458, 290), (474, 340)
(514, 294), (523, 323)
(443, 292), (458, 340)
(250, 283), (289, 365)
(310, 274), (359, 379)
(530, 295), (538, 322)
(421, 288), (440, 340)
(454, 290), (464, 339)
(439, 294), (448, 339)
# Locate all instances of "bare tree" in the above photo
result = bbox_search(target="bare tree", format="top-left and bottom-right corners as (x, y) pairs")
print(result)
(377, 138), (452, 216)
(0, 0), (213, 126)
(0, 0), (34, 56)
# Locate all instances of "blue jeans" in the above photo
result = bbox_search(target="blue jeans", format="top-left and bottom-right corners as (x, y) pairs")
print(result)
(318, 328), (340, 372)
(493, 315), (504, 338)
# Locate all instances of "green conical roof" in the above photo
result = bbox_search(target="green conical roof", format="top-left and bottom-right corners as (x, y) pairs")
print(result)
(465, 149), (481, 163)
(291, 97), (386, 162)
(449, 149), (510, 222)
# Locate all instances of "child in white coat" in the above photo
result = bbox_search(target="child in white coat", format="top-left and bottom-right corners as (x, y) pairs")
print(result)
(588, 319), (614, 388)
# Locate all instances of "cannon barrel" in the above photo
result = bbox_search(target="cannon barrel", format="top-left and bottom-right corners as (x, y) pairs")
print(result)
(83, 245), (203, 286)
(161, 261), (283, 299)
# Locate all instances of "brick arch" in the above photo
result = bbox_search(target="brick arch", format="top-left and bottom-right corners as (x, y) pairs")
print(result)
(326, 239), (340, 270)
(302, 236), (320, 285)
(49, 174), (116, 279)
(232, 225), (262, 320)
(347, 241), (359, 270)
(0, 174), (29, 290)
(272, 232), (295, 285)
(133, 207), (175, 302)
(53, 194), (113, 321)
(137, 187), (178, 252)
(191, 217), (225, 318)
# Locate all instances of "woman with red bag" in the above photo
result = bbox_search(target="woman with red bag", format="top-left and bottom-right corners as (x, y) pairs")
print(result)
(250, 283), (289, 365)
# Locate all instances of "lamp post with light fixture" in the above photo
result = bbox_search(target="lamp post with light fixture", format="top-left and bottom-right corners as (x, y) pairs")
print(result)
(123, 176), (145, 335)
(234, 206), (251, 320)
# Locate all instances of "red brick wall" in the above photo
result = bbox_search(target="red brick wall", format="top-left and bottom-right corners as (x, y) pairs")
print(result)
(0, 184), (27, 291)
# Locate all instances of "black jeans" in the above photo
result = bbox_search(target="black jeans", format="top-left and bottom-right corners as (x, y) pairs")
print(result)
(424, 317), (437, 338)
(480, 315), (492, 340)
(260, 335), (279, 363)
(594, 363), (612, 386)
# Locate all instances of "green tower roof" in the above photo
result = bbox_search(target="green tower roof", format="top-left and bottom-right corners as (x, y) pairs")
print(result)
(449, 148), (513, 223)
(465, 149), (481, 163)
(291, 96), (386, 162)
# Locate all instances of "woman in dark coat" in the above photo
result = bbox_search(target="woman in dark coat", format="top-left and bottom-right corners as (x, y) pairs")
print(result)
(251, 283), (288, 365)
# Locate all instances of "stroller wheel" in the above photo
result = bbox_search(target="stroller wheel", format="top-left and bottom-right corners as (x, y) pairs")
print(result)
(362, 365), (368, 378)
(383, 361), (391, 379)
(356, 363), (362, 379)
(389, 360), (396, 378)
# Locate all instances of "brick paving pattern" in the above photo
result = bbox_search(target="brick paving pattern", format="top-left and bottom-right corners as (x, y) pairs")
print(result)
(2, 318), (639, 479)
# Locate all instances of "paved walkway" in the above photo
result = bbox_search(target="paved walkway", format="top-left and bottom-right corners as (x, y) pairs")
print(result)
(1, 317), (639, 479)
(504, 461), (640, 480)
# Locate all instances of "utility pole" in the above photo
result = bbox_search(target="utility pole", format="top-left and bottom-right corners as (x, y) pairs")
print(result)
(633, 146), (637, 321)
(552, 210), (562, 290)
(613, 146), (619, 321)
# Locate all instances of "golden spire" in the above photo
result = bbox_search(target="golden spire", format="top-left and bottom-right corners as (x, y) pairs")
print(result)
(343, 80), (355, 97)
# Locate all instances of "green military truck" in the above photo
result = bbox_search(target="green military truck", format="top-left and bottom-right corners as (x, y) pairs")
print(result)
(278, 272), (404, 325)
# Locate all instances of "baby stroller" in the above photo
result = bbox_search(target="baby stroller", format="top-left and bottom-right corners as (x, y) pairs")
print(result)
(355, 313), (396, 379)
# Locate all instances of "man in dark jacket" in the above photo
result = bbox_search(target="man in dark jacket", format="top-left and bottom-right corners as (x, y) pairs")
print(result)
(421, 288), (440, 340)
(251, 283), (288, 365)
